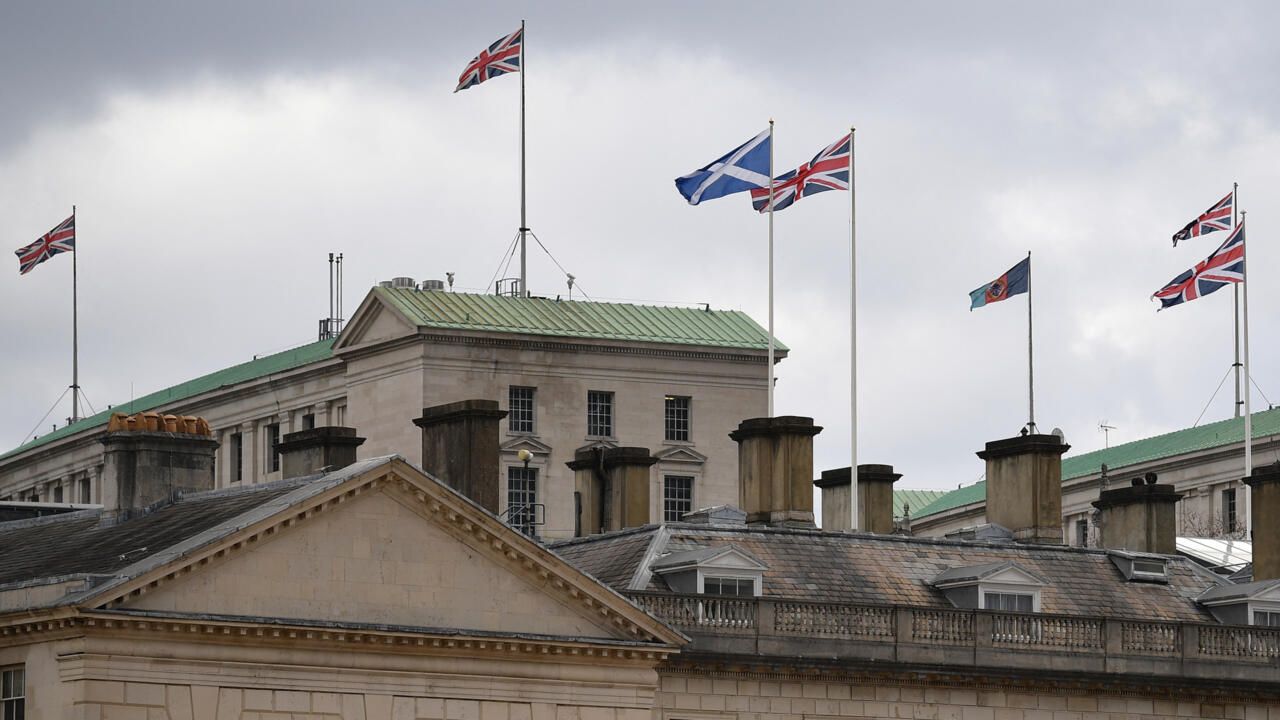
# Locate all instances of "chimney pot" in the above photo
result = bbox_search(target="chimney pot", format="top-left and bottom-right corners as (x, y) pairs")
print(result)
(100, 415), (219, 515)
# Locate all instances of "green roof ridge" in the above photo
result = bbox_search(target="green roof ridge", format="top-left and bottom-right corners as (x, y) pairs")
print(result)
(375, 288), (786, 351)
(2, 339), (335, 461)
(914, 407), (1280, 519)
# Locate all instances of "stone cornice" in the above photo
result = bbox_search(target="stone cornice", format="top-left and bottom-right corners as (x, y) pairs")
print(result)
(0, 610), (675, 666)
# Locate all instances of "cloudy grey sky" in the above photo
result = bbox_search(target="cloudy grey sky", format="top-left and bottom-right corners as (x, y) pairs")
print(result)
(3, 1), (1279, 492)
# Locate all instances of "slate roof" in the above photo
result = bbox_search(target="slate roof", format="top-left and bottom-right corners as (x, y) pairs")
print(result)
(376, 287), (786, 351)
(551, 524), (1223, 622)
(914, 407), (1280, 520)
(0, 457), (392, 596)
(1, 339), (336, 461)
(1197, 578), (1280, 603)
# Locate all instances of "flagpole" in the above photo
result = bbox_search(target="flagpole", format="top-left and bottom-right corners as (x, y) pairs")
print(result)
(1241, 212), (1252, 536)
(1233, 182), (1241, 418)
(767, 119), (775, 418)
(518, 19), (528, 298)
(71, 204), (80, 423)
(849, 127), (859, 531)
(1027, 250), (1035, 433)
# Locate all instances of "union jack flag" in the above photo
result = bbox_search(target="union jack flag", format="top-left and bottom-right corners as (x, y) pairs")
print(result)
(1153, 220), (1245, 310)
(15, 214), (75, 276)
(455, 27), (522, 93)
(750, 133), (851, 213)
(1172, 191), (1233, 246)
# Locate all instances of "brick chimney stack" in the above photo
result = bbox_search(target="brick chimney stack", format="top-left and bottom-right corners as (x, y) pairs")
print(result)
(979, 432), (1070, 544)
(731, 416), (822, 528)
(814, 464), (902, 533)
(1092, 473), (1183, 554)
(100, 412), (219, 514)
(1245, 463), (1280, 580)
(277, 426), (366, 480)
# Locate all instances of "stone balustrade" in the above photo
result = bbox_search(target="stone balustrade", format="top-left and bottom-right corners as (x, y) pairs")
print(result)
(624, 591), (1280, 683)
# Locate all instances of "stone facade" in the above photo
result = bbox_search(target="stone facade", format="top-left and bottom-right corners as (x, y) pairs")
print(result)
(0, 289), (777, 540)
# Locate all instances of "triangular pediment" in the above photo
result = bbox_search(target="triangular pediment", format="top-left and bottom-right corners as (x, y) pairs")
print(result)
(92, 458), (684, 647)
(576, 439), (619, 453)
(333, 290), (417, 351)
(932, 561), (1046, 588)
(985, 564), (1046, 587)
(500, 436), (554, 456)
(654, 445), (708, 464)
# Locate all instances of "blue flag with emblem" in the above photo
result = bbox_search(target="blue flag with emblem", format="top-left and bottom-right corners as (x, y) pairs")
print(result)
(674, 129), (772, 205)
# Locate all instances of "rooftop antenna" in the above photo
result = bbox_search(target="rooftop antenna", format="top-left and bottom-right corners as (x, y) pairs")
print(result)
(566, 274), (575, 300)
(447, 272), (455, 292)
(1099, 420), (1116, 448)
(320, 252), (345, 340)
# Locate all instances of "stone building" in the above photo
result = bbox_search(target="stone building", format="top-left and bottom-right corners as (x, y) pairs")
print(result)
(0, 286), (782, 539)
(5, 406), (1280, 718)
(906, 408), (1280, 545)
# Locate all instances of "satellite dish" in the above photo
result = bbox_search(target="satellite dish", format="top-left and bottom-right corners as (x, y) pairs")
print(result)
(1051, 427), (1066, 444)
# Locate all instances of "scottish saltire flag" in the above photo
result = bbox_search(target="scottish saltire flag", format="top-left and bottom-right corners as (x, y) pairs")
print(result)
(750, 133), (850, 213)
(1153, 221), (1245, 310)
(674, 129), (772, 205)
(15, 214), (75, 275)
(455, 27), (523, 93)
(970, 257), (1030, 310)
(1172, 191), (1233, 247)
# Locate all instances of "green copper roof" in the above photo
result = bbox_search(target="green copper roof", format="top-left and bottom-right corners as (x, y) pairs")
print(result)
(894, 489), (948, 518)
(914, 407), (1280, 519)
(375, 287), (786, 351)
(2, 339), (336, 461)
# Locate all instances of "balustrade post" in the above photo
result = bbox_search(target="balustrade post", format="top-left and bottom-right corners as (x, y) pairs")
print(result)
(895, 607), (913, 645)
(1182, 623), (1201, 662)
(1104, 619), (1122, 657)
(758, 599), (776, 637)
(974, 612), (993, 649)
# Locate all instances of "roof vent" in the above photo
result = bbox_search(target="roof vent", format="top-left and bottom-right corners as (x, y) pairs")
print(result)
(378, 280), (393, 288)
(422, 279), (445, 291)
(391, 277), (416, 289)
(681, 505), (747, 525)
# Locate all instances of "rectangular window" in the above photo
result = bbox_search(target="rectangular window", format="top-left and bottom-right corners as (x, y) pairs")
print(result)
(2, 665), (24, 720)
(664, 395), (691, 442)
(664, 475), (694, 522)
(703, 577), (754, 597)
(1254, 610), (1280, 627)
(1075, 518), (1088, 547)
(231, 432), (244, 484)
(509, 387), (536, 434)
(983, 592), (1034, 612)
(266, 423), (281, 473)
(302, 413), (316, 430)
(507, 467), (538, 537)
(1223, 488), (1238, 533)
(586, 391), (614, 437)
(53, 485), (63, 503)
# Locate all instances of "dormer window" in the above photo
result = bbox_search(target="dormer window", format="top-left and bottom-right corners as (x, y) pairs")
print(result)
(650, 545), (767, 597)
(930, 561), (1047, 613)
(1198, 579), (1280, 626)
(1109, 550), (1169, 583)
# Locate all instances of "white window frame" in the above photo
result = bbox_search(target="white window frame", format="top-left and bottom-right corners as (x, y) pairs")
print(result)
(1248, 601), (1280, 626)
(1, 664), (24, 719)
(509, 386), (537, 435)
(977, 582), (1041, 613)
(696, 570), (761, 597)
(586, 390), (615, 439)
(662, 474), (696, 523)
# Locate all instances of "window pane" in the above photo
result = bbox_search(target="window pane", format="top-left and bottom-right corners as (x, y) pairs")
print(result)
(663, 476), (694, 522)
(587, 391), (613, 437)
(509, 387), (536, 433)
(664, 396), (691, 442)
(507, 467), (538, 537)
